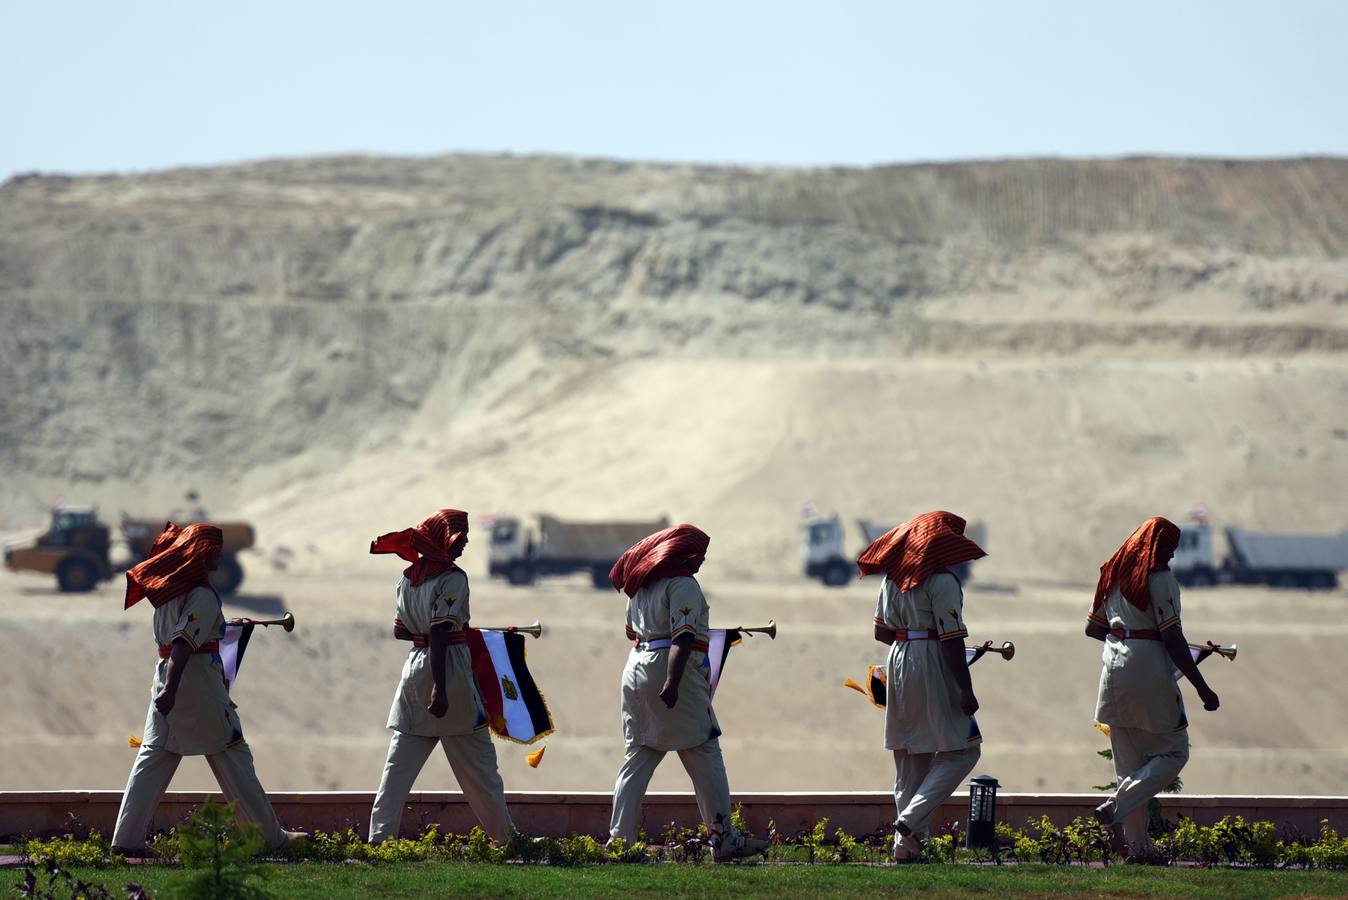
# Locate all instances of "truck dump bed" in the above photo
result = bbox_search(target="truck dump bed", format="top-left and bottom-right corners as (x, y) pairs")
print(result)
(1226, 527), (1348, 571)
(536, 515), (670, 560)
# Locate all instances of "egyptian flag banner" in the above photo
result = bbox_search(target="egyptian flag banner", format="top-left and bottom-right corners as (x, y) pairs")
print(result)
(219, 623), (255, 691)
(844, 647), (992, 709)
(703, 629), (742, 699)
(467, 628), (554, 745)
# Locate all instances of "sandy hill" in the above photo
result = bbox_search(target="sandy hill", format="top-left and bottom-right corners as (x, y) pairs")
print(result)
(1, 154), (1345, 582)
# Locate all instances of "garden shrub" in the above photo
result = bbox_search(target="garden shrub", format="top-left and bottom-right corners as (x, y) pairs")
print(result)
(13, 811), (1348, 870)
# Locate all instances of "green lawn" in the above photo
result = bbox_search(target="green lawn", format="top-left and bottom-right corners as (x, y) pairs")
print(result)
(23, 862), (1348, 899)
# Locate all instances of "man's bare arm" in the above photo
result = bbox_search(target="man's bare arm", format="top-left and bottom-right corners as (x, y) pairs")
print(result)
(427, 623), (451, 717)
(659, 633), (695, 708)
(154, 638), (194, 717)
(1162, 626), (1220, 711)
(874, 624), (896, 645)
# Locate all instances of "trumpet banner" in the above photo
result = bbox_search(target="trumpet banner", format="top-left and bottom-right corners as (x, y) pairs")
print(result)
(704, 629), (742, 699)
(467, 628), (554, 745)
(219, 623), (255, 691)
(843, 646), (989, 709)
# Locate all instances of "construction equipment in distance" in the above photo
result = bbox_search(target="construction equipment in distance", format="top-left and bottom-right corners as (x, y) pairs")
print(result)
(3, 506), (255, 594)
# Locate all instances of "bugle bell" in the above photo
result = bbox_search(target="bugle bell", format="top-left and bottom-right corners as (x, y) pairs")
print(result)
(735, 620), (777, 639)
(230, 612), (296, 632)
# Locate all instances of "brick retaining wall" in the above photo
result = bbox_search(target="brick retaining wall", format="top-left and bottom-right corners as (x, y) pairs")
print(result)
(3, 792), (1346, 841)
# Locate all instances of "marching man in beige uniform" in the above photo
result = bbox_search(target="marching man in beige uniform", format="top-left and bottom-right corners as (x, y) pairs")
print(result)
(1087, 516), (1220, 860)
(368, 509), (513, 843)
(607, 524), (767, 861)
(859, 511), (988, 863)
(113, 523), (302, 853)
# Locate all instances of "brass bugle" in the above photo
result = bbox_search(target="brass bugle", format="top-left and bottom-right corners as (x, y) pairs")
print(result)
(1193, 642), (1237, 661)
(231, 612), (295, 632)
(967, 640), (1015, 660)
(476, 621), (543, 638)
(735, 620), (777, 639)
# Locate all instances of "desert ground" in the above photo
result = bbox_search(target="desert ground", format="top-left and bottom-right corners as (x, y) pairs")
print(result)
(1, 154), (1345, 794)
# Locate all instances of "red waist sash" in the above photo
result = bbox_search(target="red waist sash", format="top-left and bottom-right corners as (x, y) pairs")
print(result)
(157, 641), (220, 659)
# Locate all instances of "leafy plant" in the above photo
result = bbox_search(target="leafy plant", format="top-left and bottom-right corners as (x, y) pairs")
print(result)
(1062, 816), (1115, 865)
(833, 827), (868, 863)
(799, 817), (831, 864)
(658, 822), (708, 863)
(22, 832), (117, 869)
(464, 826), (503, 864)
(602, 837), (651, 864)
(173, 799), (270, 899)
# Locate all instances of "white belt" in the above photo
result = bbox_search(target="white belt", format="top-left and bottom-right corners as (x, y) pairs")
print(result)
(636, 638), (672, 651)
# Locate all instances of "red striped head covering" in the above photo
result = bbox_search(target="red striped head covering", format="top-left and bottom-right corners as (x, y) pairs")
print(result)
(609, 524), (710, 599)
(1093, 516), (1182, 612)
(124, 522), (223, 610)
(370, 508), (469, 587)
(856, 511), (987, 592)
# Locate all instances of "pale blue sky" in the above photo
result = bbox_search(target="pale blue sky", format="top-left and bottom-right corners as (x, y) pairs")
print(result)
(3, 1), (1346, 179)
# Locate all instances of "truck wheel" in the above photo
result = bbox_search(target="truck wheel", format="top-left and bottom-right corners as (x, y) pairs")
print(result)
(507, 563), (535, 587)
(591, 566), (612, 590)
(56, 557), (99, 593)
(209, 553), (245, 595)
(822, 561), (852, 587)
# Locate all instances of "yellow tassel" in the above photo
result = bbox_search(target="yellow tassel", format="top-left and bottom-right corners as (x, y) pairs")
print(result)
(128, 735), (142, 748)
(842, 678), (866, 695)
(526, 746), (545, 768)
(1093, 721), (1111, 736)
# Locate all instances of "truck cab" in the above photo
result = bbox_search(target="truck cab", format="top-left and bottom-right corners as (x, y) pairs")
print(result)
(802, 515), (853, 587)
(1172, 523), (1217, 586)
(487, 516), (534, 585)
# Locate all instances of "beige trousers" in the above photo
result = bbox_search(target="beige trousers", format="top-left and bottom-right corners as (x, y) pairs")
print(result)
(112, 741), (286, 850)
(368, 729), (512, 844)
(892, 746), (981, 837)
(609, 738), (745, 848)
(1099, 725), (1189, 851)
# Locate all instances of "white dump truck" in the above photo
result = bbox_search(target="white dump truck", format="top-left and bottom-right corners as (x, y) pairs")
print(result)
(1173, 521), (1348, 590)
(803, 514), (986, 588)
(486, 514), (670, 589)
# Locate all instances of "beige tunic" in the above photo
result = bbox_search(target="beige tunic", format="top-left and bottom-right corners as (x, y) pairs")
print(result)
(386, 569), (488, 737)
(621, 576), (721, 752)
(139, 586), (244, 756)
(1093, 571), (1187, 732)
(875, 573), (981, 753)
